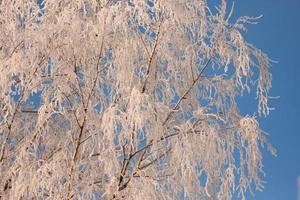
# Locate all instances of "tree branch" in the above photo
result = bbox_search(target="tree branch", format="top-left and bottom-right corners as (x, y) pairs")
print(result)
(162, 57), (213, 126)
(66, 37), (105, 199)
(141, 18), (164, 93)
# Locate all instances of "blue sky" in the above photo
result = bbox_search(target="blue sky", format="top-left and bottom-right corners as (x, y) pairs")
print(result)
(229, 0), (300, 199)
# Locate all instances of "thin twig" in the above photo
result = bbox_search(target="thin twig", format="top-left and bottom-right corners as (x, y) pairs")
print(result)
(8, 40), (24, 58)
(138, 148), (171, 170)
(141, 18), (164, 93)
(137, 31), (151, 57)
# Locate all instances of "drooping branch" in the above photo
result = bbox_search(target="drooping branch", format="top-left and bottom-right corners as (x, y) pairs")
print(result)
(0, 55), (46, 163)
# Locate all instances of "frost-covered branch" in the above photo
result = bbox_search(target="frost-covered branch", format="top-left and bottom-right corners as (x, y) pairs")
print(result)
(0, 1), (275, 199)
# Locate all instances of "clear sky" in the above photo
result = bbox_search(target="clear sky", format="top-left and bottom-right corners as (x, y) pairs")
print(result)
(229, 0), (300, 199)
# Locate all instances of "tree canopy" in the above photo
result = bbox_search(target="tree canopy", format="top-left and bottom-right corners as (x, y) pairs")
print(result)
(0, 0), (276, 199)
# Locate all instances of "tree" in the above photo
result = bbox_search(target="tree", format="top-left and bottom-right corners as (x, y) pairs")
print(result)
(0, 0), (276, 199)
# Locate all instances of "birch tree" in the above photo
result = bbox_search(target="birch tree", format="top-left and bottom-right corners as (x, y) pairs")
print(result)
(0, 0), (276, 199)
